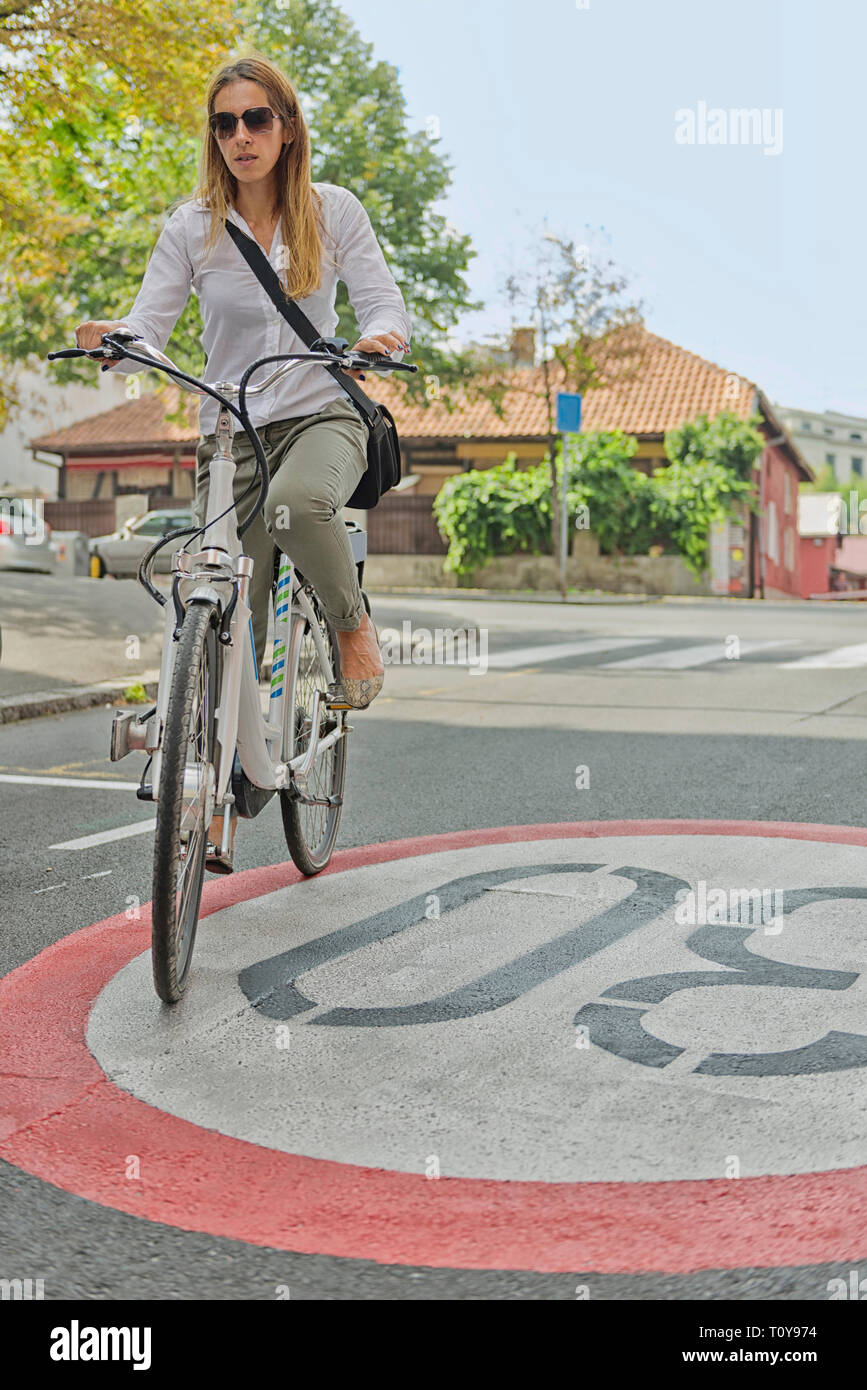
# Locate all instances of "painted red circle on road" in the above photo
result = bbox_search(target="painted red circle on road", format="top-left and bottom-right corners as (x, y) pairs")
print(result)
(2, 820), (866, 1273)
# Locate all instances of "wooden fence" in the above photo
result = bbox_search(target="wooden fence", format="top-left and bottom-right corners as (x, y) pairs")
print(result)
(43, 490), (447, 552)
(366, 492), (446, 555)
(44, 499), (116, 536)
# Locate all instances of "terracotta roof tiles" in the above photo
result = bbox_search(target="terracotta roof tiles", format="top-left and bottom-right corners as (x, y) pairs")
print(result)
(31, 329), (760, 451)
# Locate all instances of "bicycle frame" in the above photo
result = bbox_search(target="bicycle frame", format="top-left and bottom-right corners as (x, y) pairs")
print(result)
(118, 363), (359, 820)
(89, 329), (416, 832)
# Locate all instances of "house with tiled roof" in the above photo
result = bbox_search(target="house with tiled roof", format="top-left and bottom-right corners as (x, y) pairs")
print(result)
(30, 328), (812, 597)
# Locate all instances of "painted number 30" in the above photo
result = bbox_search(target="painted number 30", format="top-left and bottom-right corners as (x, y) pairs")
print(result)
(239, 866), (867, 1077)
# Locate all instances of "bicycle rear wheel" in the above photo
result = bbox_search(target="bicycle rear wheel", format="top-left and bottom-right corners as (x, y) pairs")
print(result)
(151, 602), (219, 1002)
(279, 596), (346, 875)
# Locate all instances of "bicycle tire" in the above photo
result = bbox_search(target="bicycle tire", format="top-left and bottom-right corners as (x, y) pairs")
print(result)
(279, 597), (346, 875)
(151, 601), (220, 1002)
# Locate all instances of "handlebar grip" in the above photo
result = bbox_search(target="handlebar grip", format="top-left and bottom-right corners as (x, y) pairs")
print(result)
(348, 351), (417, 372)
(46, 348), (89, 360)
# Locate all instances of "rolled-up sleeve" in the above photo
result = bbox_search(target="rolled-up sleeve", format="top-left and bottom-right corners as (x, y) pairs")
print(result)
(335, 189), (412, 350)
(111, 209), (193, 371)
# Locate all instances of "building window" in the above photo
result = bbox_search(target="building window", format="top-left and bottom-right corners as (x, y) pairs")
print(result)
(853, 458), (864, 477)
(851, 433), (863, 442)
(766, 499), (780, 564)
(824, 427), (834, 436)
(784, 527), (795, 572)
(801, 420), (812, 430)
(783, 472), (792, 512)
(826, 453), (836, 469)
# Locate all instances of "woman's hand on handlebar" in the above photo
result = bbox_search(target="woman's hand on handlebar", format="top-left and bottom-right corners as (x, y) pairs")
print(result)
(345, 330), (410, 381)
(74, 320), (132, 371)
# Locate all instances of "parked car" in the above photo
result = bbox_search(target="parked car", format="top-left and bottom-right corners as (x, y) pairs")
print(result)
(89, 509), (196, 578)
(0, 497), (56, 573)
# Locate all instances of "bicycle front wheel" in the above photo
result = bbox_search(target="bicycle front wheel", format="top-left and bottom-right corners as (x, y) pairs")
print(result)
(280, 598), (346, 875)
(151, 602), (219, 1003)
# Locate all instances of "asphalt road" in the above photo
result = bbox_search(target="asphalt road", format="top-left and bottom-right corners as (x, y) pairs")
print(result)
(0, 572), (165, 697)
(2, 591), (867, 1299)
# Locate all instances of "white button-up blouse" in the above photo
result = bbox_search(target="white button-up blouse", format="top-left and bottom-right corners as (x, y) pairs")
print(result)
(114, 182), (413, 437)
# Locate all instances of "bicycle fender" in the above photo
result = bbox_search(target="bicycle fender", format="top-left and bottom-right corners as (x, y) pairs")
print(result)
(186, 584), (225, 609)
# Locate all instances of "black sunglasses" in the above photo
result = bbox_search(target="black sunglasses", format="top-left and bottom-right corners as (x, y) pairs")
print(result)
(208, 106), (280, 140)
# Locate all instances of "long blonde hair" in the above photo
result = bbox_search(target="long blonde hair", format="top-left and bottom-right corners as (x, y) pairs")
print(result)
(183, 53), (336, 298)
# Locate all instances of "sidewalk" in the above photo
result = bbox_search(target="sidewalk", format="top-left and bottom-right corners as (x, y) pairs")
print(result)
(0, 577), (793, 723)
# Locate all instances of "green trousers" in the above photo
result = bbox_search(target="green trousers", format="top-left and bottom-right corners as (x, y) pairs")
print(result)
(194, 395), (369, 669)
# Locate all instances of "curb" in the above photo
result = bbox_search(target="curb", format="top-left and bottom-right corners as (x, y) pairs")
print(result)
(0, 671), (161, 725)
(366, 587), (662, 605)
(0, 664), (277, 725)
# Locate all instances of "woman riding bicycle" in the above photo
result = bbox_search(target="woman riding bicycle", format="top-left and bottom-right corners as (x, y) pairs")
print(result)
(75, 53), (411, 716)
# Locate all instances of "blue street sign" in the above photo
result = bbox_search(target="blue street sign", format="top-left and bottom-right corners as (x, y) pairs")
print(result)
(556, 392), (582, 433)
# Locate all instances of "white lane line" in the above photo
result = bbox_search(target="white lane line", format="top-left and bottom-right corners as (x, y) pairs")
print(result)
(603, 639), (799, 669)
(81, 869), (113, 880)
(49, 819), (156, 851)
(779, 642), (867, 669)
(34, 881), (69, 894)
(0, 774), (139, 790)
(483, 637), (656, 669)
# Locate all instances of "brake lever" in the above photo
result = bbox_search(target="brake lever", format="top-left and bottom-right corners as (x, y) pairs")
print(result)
(47, 346), (124, 362)
(341, 351), (418, 373)
(47, 330), (142, 363)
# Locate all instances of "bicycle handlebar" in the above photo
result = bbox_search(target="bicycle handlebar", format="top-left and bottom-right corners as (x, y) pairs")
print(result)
(47, 333), (418, 400)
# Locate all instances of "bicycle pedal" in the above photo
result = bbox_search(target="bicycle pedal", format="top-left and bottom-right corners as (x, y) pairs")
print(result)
(324, 681), (352, 710)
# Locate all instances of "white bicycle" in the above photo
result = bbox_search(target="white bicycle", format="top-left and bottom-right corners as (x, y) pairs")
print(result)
(47, 330), (416, 1002)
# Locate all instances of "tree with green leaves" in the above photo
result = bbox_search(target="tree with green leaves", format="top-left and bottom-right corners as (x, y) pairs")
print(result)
(653, 411), (764, 576)
(0, 0), (482, 430)
(0, 0), (243, 422)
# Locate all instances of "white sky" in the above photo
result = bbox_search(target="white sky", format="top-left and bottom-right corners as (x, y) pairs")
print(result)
(339, 0), (865, 416)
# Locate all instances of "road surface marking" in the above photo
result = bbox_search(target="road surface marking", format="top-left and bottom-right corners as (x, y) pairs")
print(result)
(780, 642), (867, 669)
(604, 639), (799, 669)
(7, 821), (867, 1275)
(49, 819), (156, 851)
(483, 637), (656, 669)
(0, 774), (139, 791)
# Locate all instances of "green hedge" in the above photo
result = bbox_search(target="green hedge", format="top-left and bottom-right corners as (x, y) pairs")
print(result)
(432, 414), (763, 578)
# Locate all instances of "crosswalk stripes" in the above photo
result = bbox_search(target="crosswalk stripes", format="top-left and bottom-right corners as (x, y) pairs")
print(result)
(478, 636), (867, 671)
(602, 639), (799, 670)
(779, 642), (867, 669)
(482, 637), (656, 669)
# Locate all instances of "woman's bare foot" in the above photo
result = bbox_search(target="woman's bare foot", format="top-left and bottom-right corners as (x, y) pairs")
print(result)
(334, 611), (383, 681)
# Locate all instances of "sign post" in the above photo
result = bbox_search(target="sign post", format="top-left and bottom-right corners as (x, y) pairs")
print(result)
(556, 393), (582, 598)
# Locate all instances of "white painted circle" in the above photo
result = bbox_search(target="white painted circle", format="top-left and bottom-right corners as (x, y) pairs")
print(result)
(88, 834), (867, 1182)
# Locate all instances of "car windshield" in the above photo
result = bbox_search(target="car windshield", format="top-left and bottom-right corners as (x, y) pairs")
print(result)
(131, 516), (168, 536)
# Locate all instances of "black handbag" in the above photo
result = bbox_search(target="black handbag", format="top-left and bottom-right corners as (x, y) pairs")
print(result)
(225, 219), (402, 509)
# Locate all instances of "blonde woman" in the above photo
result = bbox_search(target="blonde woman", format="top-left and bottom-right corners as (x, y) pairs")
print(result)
(76, 54), (412, 869)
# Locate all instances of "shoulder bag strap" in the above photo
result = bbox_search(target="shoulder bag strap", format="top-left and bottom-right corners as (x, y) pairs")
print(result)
(224, 218), (378, 425)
